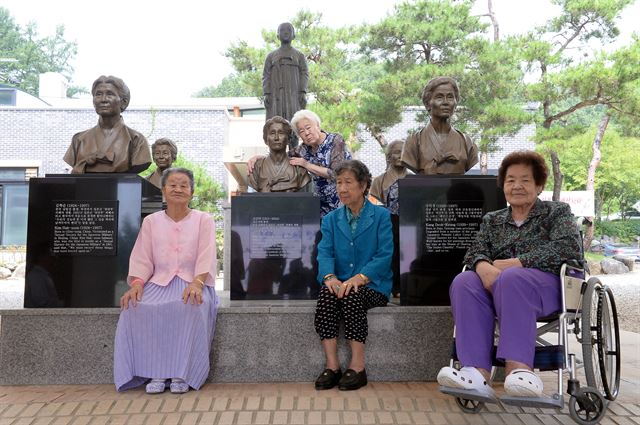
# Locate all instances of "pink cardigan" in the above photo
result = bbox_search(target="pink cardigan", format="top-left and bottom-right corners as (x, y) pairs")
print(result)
(128, 209), (216, 287)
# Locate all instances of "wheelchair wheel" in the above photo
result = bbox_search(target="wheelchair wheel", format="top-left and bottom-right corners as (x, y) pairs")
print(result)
(568, 387), (607, 425)
(581, 278), (621, 401)
(455, 397), (484, 413)
(596, 286), (621, 400)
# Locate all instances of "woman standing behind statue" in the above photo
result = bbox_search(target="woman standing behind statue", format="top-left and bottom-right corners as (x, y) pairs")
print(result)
(248, 110), (352, 217)
(114, 167), (218, 394)
(402, 77), (478, 175)
(64, 75), (151, 174)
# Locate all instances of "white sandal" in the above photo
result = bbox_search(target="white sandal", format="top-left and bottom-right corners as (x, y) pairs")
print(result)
(437, 366), (495, 397)
(504, 369), (543, 397)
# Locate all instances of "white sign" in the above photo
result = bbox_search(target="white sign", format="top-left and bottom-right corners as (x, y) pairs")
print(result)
(539, 191), (595, 217)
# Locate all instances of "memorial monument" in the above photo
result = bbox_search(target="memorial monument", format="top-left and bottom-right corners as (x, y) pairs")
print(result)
(401, 77), (478, 175)
(146, 138), (178, 188)
(248, 116), (310, 192)
(63, 75), (152, 174)
(263, 22), (308, 149)
(26, 75), (160, 308)
(370, 139), (408, 215)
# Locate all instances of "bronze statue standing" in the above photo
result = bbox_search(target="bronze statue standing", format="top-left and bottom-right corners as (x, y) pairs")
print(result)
(401, 77), (478, 175)
(63, 75), (151, 174)
(248, 116), (310, 192)
(263, 23), (308, 148)
(146, 138), (178, 188)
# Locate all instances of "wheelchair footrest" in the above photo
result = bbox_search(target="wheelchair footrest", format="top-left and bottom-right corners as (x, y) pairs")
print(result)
(500, 393), (564, 409)
(439, 386), (499, 404)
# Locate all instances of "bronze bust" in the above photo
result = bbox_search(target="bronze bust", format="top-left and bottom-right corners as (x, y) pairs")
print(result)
(401, 77), (478, 175)
(146, 138), (178, 188)
(63, 75), (152, 174)
(247, 116), (311, 192)
(371, 139), (408, 208)
(262, 23), (309, 127)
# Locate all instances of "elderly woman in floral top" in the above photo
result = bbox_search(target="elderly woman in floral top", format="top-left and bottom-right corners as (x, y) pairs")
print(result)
(437, 150), (582, 399)
(248, 110), (352, 217)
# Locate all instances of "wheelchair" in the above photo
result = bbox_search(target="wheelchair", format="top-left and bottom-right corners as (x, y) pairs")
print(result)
(439, 262), (621, 425)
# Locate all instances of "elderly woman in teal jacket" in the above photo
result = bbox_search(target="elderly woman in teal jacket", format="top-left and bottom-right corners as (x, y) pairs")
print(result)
(313, 159), (393, 391)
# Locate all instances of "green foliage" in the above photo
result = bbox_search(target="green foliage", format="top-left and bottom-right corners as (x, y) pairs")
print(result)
(0, 7), (78, 96)
(596, 220), (640, 243)
(539, 128), (640, 216)
(193, 73), (255, 98)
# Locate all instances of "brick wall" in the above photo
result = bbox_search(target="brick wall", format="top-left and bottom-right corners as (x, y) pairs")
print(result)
(0, 107), (228, 187)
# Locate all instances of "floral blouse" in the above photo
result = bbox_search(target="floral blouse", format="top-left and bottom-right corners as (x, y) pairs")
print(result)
(463, 200), (582, 276)
(292, 131), (352, 217)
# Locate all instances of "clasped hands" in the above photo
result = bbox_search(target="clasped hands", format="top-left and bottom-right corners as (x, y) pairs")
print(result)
(324, 274), (366, 299)
(475, 258), (522, 292)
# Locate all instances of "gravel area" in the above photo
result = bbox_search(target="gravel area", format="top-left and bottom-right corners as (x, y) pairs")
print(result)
(594, 268), (640, 333)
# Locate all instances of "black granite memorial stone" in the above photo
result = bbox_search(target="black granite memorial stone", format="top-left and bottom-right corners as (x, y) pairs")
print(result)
(399, 175), (506, 306)
(230, 192), (320, 300)
(25, 174), (162, 308)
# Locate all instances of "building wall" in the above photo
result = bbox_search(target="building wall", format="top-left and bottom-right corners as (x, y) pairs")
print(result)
(0, 107), (228, 187)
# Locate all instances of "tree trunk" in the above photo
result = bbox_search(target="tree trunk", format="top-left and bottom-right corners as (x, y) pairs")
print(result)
(372, 132), (387, 149)
(480, 151), (488, 175)
(550, 150), (563, 201)
(487, 0), (500, 41)
(583, 113), (610, 252)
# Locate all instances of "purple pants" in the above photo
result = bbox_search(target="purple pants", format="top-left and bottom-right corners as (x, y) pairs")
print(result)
(450, 268), (561, 371)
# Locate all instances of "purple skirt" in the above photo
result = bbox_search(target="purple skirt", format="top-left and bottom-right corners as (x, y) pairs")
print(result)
(113, 276), (218, 391)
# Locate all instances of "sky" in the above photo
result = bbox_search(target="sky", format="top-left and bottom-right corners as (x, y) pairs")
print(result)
(2, 0), (639, 103)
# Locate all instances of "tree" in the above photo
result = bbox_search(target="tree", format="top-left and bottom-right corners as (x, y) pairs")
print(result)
(520, 0), (636, 196)
(207, 10), (369, 150)
(359, 0), (530, 172)
(193, 73), (255, 98)
(0, 7), (78, 96)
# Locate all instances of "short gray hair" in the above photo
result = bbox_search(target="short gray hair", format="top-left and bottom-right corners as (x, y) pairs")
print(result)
(161, 167), (195, 192)
(290, 109), (321, 136)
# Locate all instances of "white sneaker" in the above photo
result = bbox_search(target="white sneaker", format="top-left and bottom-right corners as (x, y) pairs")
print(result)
(437, 366), (494, 397)
(504, 369), (543, 397)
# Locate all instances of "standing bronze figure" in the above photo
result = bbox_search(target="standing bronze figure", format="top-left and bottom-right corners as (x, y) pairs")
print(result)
(263, 22), (309, 148)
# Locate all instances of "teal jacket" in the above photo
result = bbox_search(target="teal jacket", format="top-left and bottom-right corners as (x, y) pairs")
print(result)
(316, 199), (393, 299)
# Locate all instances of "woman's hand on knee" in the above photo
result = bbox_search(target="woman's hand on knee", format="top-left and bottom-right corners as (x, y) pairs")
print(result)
(475, 261), (501, 292)
(493, 258), (523, 271)
(341, 275), (365, 297)
(182, 282), (203, 305)
(324, 277), (342, 297)
(120, 283), (144, 310)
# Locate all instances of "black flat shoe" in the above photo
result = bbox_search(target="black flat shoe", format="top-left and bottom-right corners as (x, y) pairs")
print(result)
(338, 368), (367, 391)
(315, 368), (342, 390)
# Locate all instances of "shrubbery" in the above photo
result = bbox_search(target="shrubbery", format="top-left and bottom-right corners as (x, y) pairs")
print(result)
(595, 220), (640, 244)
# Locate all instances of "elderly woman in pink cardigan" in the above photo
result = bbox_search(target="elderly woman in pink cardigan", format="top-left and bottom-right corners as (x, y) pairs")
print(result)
(113, 167), (218, 394)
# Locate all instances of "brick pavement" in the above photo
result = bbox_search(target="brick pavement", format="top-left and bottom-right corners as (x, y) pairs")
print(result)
(0, 380), (637, 425)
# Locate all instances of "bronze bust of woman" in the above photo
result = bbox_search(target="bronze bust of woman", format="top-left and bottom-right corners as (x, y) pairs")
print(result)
(401, 77), (478, 175)
(64, 75), (151, 174)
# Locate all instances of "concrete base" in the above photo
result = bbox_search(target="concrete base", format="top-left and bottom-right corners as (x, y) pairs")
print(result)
(0, 298), (453, 385)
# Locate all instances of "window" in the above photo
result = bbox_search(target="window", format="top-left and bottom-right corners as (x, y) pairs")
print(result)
(0, 183), (28, 245)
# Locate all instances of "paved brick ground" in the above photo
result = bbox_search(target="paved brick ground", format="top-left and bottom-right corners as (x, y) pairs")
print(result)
(0, 378), (637, 425)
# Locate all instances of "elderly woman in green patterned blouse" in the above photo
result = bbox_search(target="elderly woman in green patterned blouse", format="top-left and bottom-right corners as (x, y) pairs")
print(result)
(437, 150), (582, 399)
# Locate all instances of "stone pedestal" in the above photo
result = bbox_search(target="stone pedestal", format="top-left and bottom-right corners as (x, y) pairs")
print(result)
(230, 192), (320, 300)
(25, 174), (161, 308)
(399, 175), (506, 306)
